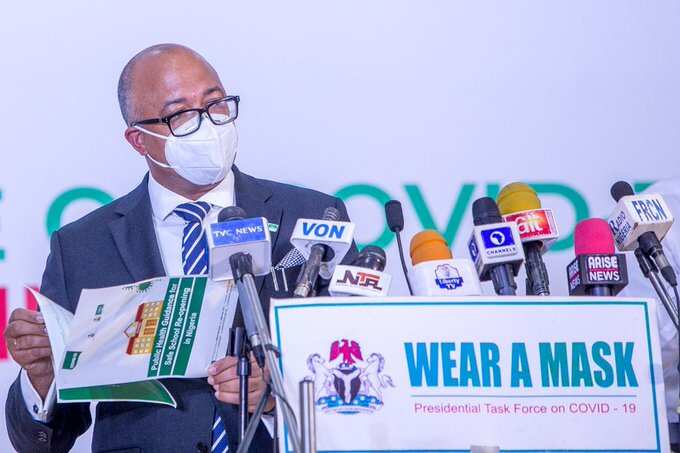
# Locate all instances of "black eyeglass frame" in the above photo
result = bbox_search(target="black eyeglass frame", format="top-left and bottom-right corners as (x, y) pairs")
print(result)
(130, 95), (240, 137)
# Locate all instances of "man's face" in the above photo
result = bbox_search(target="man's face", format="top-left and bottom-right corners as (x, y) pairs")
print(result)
(124, 50), (227, 185)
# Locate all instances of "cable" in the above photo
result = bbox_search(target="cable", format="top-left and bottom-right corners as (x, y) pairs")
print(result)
(396, 233), (414, 295)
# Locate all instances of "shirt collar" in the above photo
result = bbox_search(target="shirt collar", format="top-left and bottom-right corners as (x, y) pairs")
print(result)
(147, 171), (235, 221)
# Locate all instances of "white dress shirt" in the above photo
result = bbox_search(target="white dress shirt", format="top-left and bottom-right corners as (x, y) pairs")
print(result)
(619, 178), (680, 429)
(22, 172), (275, 430)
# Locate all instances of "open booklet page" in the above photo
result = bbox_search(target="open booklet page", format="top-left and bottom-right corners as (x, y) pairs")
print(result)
(28, 276), (237, 406)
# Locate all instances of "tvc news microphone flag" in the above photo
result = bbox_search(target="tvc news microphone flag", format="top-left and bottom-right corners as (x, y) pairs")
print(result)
(271, 296), (670, 452)
(207, 215), (273, 280)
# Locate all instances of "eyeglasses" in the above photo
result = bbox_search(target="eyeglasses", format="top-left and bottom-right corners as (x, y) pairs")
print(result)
(131, 95), (240, 137)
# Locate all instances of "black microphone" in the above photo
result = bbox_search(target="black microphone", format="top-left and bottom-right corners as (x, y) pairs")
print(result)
(293, 207), (341, 297)
(610, 181), (677, 287)
(470, 197), (522, 296)
(218, 206), (247, 222)
(385, 200), (414, 295)
(351, 245), (387, 271)
(230, 253), (266, 368)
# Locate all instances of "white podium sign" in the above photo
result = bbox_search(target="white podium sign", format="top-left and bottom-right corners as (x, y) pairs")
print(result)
(270, 297), (670, 452)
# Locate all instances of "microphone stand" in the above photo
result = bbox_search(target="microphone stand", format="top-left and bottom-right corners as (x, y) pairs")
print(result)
(634, 248), (680, 442)
(230, 253), (303, 453)
(227, 327), (251, 445)
(635, 249), (679, 328)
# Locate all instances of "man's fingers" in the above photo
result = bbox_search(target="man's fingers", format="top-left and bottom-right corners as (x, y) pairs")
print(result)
(207, 357), (238, 377)
(8, 309), (44, 325)
(15, 348), (52, 366)
(214, 391), (239, 405)
(14, 335), (51, 351)
(24, 358), (53, 376)
(5, 321), (47, 340)
(213, 379), (239, 394)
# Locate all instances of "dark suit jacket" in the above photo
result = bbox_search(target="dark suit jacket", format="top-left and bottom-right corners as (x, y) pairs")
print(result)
(5, 167), (357, 453)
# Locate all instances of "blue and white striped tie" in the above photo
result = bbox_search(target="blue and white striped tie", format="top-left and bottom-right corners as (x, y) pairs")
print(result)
(173, 201), (228, 453)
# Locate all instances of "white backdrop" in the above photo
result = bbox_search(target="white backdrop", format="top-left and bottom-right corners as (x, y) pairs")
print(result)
(1, 1), (680, 451)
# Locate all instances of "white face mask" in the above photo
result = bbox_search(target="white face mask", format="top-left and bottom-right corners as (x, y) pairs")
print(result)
(135, 114), (238, 186)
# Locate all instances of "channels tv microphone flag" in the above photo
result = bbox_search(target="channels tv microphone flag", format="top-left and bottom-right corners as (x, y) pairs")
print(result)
(290, 206), (355, 297)
(329, 245), (392, 297)
(497, 182), (559, 296)
(566, 218), (628, 297)
(385, 200), (414, 295)
(409, 230), (481, 296)
(467, 197), (524, 296)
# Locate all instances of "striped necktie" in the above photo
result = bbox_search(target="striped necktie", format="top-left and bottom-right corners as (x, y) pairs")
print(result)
(173, 201), (229, 453)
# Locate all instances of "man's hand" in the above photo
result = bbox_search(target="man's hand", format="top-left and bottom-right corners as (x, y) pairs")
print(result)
(208, 354), (275, 413)
(5, 309), (54, 400)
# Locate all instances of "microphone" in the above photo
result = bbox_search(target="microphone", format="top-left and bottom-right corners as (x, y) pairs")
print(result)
(467, 197), (524, 296)
(329, 245), (391, 297)
(207, 206), (272, 281)
(290, 207), (355, 297)
(385, 200), (414, 295)
(409, 230), (482, 296)
(609, 181), (676, 286)
(497, 182), (558, 296)
(566, 218), (628, 297)
(229, 253), (266, 368)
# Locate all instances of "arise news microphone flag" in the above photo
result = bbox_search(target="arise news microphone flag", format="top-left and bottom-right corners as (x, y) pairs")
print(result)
(566, 218), (628, 297)
(409, 230), (481, 296)
(497, 182), (559, 296)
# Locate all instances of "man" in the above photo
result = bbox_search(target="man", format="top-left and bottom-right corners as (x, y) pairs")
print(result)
(4, 43), (356, 452)
(621, 178), (680, 451)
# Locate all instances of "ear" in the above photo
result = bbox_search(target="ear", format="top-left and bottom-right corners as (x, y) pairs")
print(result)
(124, 126), (147, 156)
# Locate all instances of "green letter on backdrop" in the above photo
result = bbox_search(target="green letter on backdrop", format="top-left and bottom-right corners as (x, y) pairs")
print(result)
(46, 188), (113, 236)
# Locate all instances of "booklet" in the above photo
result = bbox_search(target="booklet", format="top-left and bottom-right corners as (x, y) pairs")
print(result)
(29, 276), (238, 407)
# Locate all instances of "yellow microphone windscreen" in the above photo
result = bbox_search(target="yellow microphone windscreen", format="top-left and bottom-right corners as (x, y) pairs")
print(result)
(497, 182), (541, 215)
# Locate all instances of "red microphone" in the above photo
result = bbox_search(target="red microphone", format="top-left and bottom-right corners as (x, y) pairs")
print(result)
(567, 218), (628, 296)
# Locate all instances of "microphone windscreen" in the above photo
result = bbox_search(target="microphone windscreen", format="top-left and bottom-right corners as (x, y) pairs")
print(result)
(409, 230), (453, 265)
(472, 197), (502, 226)
(574, 218), (615, 256)
(385, 200), (405, 232)
(610, 181), (635, 202)
(497, 182), (542, 215)
(352, 245), (387, 271)
(322, 206), (341, 221)
(218, 206), (247, 222)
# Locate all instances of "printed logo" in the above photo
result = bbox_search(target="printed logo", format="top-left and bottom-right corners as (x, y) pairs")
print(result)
(306, 339), (394, 414)
(468, 237), (479, 262)
(123, 281), (154, 293)
(336, 269), (383, 291)
(482, 227), (514, 248)
(435, 264), (464, 290)
(211, 218), (267, 246)
(504, 209), (558, 242)
(62, 351), (82, 370)
(480, 226), (519, 258)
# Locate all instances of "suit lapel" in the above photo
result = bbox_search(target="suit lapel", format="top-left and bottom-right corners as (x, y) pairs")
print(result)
(109, 175), (166, 282)
(233, 167), (282, 293)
